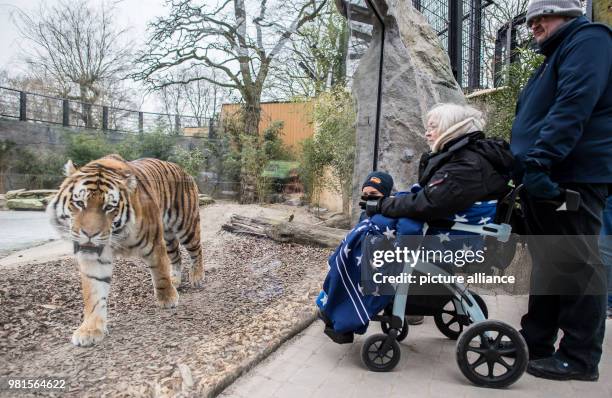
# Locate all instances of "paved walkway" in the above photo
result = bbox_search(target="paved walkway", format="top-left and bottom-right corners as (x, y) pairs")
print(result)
(220, 295), (612, 398)
(0, 210), (59, 257)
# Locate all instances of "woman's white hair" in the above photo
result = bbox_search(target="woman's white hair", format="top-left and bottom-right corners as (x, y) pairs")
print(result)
(426, 103), (486, 135)
(426, 103), (487, 153)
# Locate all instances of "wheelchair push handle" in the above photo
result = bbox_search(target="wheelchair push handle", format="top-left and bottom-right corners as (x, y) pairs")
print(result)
(536, 188), (581, 212)
(510, 184), (581, 212)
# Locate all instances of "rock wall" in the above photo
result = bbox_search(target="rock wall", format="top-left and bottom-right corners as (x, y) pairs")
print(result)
(349, 0), (465, 221)
(593, 0), (612, 26)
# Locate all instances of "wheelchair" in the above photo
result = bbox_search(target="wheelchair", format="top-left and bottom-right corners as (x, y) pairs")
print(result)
(359, 185), (581, 388)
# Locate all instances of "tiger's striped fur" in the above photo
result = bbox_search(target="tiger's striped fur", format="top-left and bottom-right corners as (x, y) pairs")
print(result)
(47, 154), (204, 347)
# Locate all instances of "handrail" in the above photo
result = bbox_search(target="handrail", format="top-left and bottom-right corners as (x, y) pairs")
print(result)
(0, 85), (215, 134)
(0, 85), (202, 120)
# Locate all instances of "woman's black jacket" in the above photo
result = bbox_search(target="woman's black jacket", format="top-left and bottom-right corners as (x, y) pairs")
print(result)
(379, 131), (514, 221)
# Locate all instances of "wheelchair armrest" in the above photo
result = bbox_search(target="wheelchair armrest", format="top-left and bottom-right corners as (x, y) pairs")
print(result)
(449, 222), (512, 243)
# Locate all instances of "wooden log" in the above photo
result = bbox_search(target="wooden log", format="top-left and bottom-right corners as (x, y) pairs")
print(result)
(222, 214), (348, 248)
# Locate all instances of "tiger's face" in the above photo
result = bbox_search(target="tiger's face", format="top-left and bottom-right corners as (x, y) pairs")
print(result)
(48, 156), (136, 255)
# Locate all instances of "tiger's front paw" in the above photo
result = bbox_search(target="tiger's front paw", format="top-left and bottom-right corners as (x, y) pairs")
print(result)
(171, 272), (182, 288)
(189, 268), (204, 288)
(156, 286), (179, 309)
(71, 325), (106, 347)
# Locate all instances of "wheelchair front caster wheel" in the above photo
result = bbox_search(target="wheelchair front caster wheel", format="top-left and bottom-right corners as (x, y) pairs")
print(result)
(456, 320), (528, 388)
(380, 314), (409, 342)
(361, 334), (401, 372)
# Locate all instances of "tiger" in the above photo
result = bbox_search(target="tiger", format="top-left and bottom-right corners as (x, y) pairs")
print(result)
(47, 154), (204, 347)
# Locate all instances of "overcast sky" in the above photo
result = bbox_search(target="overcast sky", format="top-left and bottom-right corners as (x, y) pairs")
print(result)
(0, 0), (167, 71)
(0, 0), (170, 111)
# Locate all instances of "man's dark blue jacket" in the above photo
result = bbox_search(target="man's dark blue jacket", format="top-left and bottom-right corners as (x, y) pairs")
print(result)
(511, 16), (612, 183)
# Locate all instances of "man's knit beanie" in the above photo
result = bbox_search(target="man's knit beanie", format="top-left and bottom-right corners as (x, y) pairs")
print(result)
(526, 0), (583, 26)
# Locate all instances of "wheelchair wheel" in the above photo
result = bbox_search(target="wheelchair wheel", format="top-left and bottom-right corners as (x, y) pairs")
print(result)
(456, 320), (528, 388)
(434, 292), (488, 340)
(380, 307), (409, 342)
(361, 334), (401, 372)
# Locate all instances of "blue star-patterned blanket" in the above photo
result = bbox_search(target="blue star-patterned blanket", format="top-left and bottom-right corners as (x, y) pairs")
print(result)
(316, 188), (498, 335)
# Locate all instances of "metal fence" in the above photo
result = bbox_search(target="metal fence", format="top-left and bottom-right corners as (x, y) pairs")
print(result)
(0, 86), (214, 135)
(493, 12), (531, 87)
(413, 0), (495, 91)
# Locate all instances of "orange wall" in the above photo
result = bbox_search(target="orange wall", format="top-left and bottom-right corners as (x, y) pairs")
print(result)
(221, 101), (314, 148)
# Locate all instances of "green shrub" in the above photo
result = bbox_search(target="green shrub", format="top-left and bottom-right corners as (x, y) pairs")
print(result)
(220, 112), (295, 202)
(169, 147), (207, 176)
(4, 125), (214, 191)
(63, 132), (115, 166)
(136, 131), (176, 160)
(300, 87), (355, 213)
(10, 148), (65, 189)
(471, 48), (544, 141)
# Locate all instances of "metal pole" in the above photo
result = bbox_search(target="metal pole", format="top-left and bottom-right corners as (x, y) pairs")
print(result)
(505, 20), (513, 68)
(493, 34), (503, 87)
(102, 106), (109, 130)
(174, 114), (180, 134)
(209, 115), (215, 139)
(448, 0), (463, 85)
(468, 0), (482, 90)
(364, 0), (385, 172)
(62, 99), (69, 126)
(138, 112), (144, 133)
(19, 91), (27, 121)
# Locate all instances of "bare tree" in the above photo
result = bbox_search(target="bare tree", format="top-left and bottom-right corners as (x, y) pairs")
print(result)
(268, 1), (349, 98)
(135, 0), (327, 202)
(156, 67), (228, 133)
(13, 0), (133, 120)
(135, 0), (327, 137)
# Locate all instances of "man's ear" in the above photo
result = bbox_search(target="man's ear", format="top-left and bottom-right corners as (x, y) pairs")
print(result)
(64, 160), (77, 177)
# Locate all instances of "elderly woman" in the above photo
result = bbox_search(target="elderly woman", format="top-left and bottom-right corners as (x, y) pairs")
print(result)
(367, 103), (513, 220)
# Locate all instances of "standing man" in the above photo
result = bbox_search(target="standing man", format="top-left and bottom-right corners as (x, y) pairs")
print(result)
(510, 0), (612, 381)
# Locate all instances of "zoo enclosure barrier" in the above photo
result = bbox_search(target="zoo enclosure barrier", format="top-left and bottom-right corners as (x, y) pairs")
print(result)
(413, 0), (494, 90)
(0, 86), (218, 136)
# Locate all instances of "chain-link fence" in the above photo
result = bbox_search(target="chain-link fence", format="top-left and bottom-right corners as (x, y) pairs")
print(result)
(414, 0), (496, 91)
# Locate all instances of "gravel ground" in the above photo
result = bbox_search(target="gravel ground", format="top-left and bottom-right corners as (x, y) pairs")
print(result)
(0, 203), (332, 397)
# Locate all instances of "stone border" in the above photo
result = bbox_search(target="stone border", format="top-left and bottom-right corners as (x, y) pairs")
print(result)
(208, 311), (318, 397)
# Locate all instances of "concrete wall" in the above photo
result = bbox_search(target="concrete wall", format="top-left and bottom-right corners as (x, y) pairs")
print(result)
(315, 167), (344, 214)
(0, 118), (204, 153)
(0, 118), (208, 193)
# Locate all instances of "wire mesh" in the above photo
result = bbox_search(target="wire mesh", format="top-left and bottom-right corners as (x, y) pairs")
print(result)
(0, 87), (21, 119)
(414, 0), (495, 91)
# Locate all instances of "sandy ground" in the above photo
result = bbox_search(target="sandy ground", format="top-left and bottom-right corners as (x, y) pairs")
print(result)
(0, 202), (331, 397)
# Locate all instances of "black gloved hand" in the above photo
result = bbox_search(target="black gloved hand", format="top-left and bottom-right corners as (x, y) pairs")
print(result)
(522, 164), (561, 200)
(365, 198), (384, 217)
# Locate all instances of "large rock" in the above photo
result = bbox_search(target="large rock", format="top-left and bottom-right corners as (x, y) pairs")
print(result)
(0, 194), (6, 210)
(346, 0), (465, 221)
(7, 198), (46, 211)
(198, 195), (215, 206)
(5, 189), (25, 200)
(593, 0), (612, 26)
(5, 189), (58, 199)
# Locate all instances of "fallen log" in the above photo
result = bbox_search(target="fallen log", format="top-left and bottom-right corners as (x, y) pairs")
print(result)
(221, 214), (348, 248)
